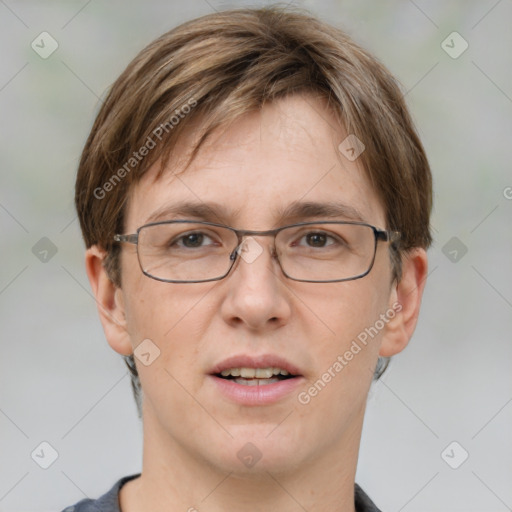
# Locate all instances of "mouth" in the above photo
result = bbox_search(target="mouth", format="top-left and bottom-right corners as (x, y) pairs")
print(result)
(215, 366), (296, 386)
(208, 354), (304, 405)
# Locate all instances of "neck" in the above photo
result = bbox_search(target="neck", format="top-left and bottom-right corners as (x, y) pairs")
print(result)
(120, 406), (365, 512)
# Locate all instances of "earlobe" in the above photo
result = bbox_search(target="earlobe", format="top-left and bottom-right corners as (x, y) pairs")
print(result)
(379, 248), (428, 357)
(85, 246), (133, 356)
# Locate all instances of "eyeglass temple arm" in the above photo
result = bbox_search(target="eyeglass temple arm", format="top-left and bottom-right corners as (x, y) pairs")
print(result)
(113, 234), (138, 245)
(377, 230), (401, 245)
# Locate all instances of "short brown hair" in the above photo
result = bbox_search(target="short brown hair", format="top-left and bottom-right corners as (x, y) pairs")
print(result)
(75, 5), (432, 408)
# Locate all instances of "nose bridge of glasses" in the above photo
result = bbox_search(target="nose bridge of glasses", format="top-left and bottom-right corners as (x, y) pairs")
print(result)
(232, 229), (279, 264)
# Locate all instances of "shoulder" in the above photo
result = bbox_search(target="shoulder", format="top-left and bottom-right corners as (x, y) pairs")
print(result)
(355, 483), (382, 512)
(59, 474), (140, 512)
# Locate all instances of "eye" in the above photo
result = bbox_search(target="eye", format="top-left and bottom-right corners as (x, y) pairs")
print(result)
(296, 231), (337, 248)
(305, 232), (331, 247)
(175, 232), (215, 248)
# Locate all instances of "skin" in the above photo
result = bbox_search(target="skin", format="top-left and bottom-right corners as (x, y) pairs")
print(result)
(86, 93), (428, 512)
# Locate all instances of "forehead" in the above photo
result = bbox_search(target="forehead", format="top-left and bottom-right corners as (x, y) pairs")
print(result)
(125, 94), (386, 230)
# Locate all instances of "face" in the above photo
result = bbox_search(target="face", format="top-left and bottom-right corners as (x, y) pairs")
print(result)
(113, 94), (400, 475)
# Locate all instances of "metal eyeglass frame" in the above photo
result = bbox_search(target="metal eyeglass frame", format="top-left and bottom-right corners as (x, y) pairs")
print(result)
(113, 219), (401, 284)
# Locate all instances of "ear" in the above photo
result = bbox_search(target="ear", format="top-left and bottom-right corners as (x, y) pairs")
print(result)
(85, 245), (133, 356)
(379, 248), (428, 357)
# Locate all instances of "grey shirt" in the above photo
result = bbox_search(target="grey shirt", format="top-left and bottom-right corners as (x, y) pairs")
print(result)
(62, 474), (382, 511)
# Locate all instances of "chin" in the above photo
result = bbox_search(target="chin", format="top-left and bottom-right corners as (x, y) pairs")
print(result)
(203, 424), (309, 475)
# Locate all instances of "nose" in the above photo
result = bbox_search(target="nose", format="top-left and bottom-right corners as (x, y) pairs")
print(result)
(219, 236), (292, 331)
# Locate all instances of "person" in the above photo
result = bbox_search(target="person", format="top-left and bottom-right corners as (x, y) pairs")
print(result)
(66, 5), (432, 511)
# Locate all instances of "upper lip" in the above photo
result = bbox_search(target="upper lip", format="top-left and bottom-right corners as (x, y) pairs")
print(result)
(210, 354), (302, 376)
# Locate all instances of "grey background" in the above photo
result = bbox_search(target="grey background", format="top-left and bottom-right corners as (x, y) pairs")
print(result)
(1, 1), (511, 511)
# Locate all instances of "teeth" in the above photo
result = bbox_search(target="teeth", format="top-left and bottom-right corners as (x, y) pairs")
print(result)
(221, 368), (240, 377)
(255, 368), (272, 378)
(234, 377), (280, 386)
(240, 368), (256, 378)
(219, 367), (291, 378)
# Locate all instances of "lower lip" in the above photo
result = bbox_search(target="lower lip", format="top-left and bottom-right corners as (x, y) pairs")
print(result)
(208, 375), (304, 405)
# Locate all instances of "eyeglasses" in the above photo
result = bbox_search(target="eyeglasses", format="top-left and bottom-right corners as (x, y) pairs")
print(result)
(113, 220), (400, 284)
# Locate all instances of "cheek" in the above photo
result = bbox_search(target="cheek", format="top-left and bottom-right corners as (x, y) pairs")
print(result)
(295, 280), (388, 425)
(303, 276), (386, 344)
(293, 287), (384, 455)
(123, 277), (216, 377)
(124, 270), (199, 339)
(297, 271), (390, 392)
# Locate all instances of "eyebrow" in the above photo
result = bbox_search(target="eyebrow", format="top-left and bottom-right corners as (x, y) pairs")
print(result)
(144, 200), (366, 226)
(145, 201), (241, 224)
(275, 200), (366, 225)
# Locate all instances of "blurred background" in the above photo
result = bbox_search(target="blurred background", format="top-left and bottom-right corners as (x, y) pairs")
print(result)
(1, 1), (511, 511)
